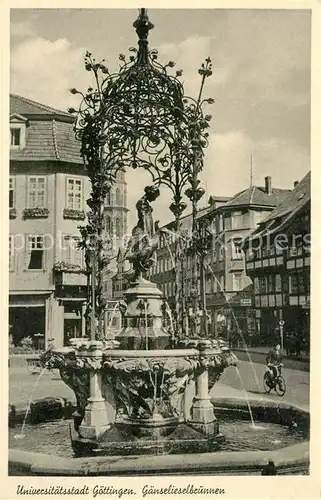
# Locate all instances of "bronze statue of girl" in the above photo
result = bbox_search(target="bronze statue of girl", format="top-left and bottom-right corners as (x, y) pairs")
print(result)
(125, 185), (160, 279)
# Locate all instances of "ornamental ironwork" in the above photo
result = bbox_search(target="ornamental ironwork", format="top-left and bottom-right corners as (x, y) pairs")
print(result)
(69, 8), (214, 338)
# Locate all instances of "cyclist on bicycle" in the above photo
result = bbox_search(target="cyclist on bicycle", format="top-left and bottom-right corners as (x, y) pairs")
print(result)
(266, 343), (283, 380)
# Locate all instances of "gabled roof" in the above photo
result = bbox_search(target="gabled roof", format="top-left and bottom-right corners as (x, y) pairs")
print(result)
(245, 171), (310, 243)
(10, 94), (73, 119)
(10, 94), (83, 165)
(260, 171), (310, 224)
(208, 195), (231, 204)
(223, 185), (291, 210)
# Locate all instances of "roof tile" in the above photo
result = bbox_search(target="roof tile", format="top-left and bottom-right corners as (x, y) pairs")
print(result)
(224, 185), (291, 209)
(10, 94), (72, 118)
(10, 94), (83, 164)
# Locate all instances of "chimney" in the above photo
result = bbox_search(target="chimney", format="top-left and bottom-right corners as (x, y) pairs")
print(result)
(265, 176), (272, 195)
(294, 181), (299, 188)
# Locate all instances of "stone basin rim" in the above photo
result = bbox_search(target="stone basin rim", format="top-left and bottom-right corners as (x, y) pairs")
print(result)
(51, 348), (228, 358)
(8, 398), (310, 476)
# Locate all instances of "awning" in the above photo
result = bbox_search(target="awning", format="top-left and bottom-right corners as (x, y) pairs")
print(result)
(9, 294), (48, 307)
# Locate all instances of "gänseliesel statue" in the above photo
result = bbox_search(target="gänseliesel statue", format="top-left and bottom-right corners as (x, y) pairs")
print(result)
(125, 185), (160, 280)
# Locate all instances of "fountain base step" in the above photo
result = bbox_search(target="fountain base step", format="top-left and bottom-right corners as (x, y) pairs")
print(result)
(72, 422), (225, 457)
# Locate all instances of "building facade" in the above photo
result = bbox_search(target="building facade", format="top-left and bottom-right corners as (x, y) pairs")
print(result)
(9, 94), (127, 348)
(244, 172), (310, 347)
(101, 170), (129, 301)
(149, 196), (231, 334)
(207, 176), (291, 343)
(148, 177), (292, 342)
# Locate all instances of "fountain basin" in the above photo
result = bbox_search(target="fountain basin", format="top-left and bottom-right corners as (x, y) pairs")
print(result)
(8, 398), (309, 476)
(40, 341), (238, 455)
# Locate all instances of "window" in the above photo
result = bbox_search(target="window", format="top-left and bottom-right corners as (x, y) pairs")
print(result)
(10, 117), (26, 149)
(299, 274), (305, 294)
(67, 178), (82, 210)
(105, 216), (113, 235)
(267, 275), (274, 293)
(27, 235), (44, 270)
(62, 236), (83, 267)
(9, 235), (14, 271)
(115, 218), (122, 238)
(259, 276), (267, 293)
(232, 272), (242, 291)
(306, 271), (310, 294)
(247, 248), (254, 260)
(219, 245), (224, 261)
(11, 128), (21, 147)
(28, 177), (46, 208)
(232, 239), (243, 260)
(289, 247), (298, 257)
(219, 274), (225, 291)
(9, 176), (15, 208)
(231, 211), (243, 230)
(289, 274), (298, 294)
(115, 188), (122, 206)
(254, 277), (260, 293)
(275, 274), (282, 292)
(105, 191), (111, 206)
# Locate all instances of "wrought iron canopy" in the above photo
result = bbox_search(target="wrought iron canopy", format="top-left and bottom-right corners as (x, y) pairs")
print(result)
(71, 8), (214, 204)
(69, 9), (215, 337)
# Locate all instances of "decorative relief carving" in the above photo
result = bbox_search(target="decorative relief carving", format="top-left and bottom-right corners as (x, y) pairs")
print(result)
(102, 356), (199, 419)
(40, 346), (238, 423)
(40, 350), (90, 415)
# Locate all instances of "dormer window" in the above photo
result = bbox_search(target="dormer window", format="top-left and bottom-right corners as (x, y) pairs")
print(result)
(11, 128), (21, 146)
(10, 113), (27, 150)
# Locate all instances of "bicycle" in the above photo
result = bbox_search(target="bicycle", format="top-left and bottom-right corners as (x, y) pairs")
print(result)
(263, 363), (286, 396)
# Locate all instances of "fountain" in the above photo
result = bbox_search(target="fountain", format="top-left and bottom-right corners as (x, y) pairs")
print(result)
(9, 9), (309, 475)
(39, 178), (238, 456)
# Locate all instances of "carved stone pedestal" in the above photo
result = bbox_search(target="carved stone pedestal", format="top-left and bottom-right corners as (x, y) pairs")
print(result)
(189, 340), (219, 437)
(115, 277), (171, 350)
(78, 341), (110, 440)
(189, 399), (219, 436)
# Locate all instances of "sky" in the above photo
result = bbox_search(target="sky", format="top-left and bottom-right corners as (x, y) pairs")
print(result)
(10, 8), (311, 228)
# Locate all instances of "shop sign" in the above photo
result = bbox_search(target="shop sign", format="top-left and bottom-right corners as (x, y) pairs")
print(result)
(240, 298), (252, 306)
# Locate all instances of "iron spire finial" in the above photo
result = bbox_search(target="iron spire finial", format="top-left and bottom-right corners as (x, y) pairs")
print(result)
(133, 8), (154, 41)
